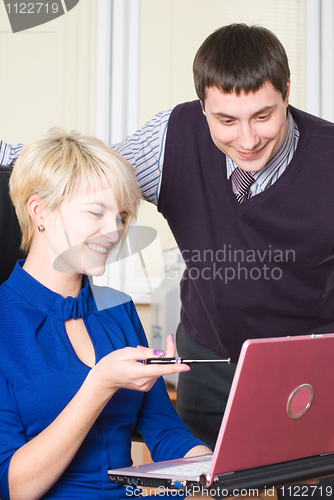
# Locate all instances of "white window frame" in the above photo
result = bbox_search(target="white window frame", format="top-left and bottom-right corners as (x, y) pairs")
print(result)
(305, 0), (333, 120)
(94, 0), (161, 303)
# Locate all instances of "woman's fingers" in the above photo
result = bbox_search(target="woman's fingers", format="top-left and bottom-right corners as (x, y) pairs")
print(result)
(165, 334), (176, 357)
(94, 338), (190, 394)
(133, 344), (190, 375)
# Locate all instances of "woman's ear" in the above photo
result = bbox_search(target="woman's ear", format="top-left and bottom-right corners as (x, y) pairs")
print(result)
(26, 195), (46, 228)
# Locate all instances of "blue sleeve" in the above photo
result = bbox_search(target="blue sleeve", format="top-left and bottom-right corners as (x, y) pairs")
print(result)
(0, 370), (27, 500)
(136, 377), (207, 463)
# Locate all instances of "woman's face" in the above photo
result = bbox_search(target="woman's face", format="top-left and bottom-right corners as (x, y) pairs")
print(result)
(44, 187), (127, 276)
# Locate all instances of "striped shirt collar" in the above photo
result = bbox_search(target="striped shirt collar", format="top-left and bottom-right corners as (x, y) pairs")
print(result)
(226, 111), (300, 196)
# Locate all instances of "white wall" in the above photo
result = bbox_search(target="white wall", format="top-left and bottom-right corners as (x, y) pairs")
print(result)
(0, 1), (96, 144)
(139, 0), (306, 123)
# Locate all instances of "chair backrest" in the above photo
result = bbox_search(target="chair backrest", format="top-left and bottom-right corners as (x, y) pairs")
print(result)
(0, 165), (24, 284)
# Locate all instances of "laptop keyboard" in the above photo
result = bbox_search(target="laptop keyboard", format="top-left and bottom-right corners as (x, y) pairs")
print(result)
(149, 455), (212, 476)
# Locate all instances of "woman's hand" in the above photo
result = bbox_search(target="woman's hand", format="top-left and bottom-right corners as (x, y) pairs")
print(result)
(89, 334), (189, 396)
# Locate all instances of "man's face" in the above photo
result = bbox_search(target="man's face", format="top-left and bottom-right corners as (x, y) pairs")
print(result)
(202, 81), (290, 172)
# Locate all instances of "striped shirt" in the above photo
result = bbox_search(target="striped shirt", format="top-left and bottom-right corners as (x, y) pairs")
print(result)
(0, 142), (24, 167)
(113, 110), (170, 204)
(113, 107), (299, 204)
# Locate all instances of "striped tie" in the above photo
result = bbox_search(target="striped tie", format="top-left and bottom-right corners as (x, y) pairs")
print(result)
(231, 167), (255, 203)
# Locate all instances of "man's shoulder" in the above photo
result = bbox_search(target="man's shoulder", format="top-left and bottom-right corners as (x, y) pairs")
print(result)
(171, 99), (203, 119)
(290, 106), (334, 137)
(168, 100), (208, 136)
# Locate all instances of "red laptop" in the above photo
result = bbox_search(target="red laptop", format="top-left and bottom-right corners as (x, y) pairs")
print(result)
(109, 334), (334, 493)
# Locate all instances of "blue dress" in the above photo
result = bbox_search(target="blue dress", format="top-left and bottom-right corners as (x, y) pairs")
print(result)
(0, 261), (204, 500)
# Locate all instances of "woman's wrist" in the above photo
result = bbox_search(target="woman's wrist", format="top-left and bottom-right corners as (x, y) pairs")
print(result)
(84, 364), (118, 405)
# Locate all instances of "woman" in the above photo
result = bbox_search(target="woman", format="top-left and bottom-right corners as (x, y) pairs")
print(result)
(0, 128), (211, 500)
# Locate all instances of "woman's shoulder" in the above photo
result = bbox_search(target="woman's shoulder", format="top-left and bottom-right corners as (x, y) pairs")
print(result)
(90, 284), (133, 312)
(90, 283), (147, 345)
(0, 276), (21, 312)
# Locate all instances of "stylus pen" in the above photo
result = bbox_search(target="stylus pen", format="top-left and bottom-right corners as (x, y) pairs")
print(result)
(143, 357), (231, 365)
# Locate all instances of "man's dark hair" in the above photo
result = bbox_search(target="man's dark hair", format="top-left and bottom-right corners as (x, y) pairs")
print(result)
(193, 24), (290, 104)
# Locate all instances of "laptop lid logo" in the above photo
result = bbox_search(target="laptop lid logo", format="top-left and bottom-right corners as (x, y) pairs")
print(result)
(287, 384), (314, 419)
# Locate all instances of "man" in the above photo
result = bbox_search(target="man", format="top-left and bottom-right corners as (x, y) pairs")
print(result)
(113, 25), (334, 499)
(113, 23), (334, 451)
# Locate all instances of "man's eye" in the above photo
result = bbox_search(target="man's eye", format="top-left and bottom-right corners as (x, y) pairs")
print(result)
(258, 114), (270, 121)
(221, 119), (234, 125)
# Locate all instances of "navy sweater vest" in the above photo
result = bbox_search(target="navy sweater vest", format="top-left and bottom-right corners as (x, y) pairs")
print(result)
(158, 100), (334, 361)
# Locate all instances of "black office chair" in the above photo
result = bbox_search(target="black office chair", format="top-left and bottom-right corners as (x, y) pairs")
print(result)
(0, 165), (25, 284)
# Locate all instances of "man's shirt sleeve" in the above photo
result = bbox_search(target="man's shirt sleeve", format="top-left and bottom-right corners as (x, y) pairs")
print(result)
(0, 142), (24, 167)
(112, 109), (171, 205)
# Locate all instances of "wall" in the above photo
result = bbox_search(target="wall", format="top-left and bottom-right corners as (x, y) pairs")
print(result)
(139, 0), (305, 123)
(0, 1), (96, 144)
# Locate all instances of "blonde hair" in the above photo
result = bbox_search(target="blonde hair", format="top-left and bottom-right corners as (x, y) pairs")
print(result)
(10, 127), (142, 253)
